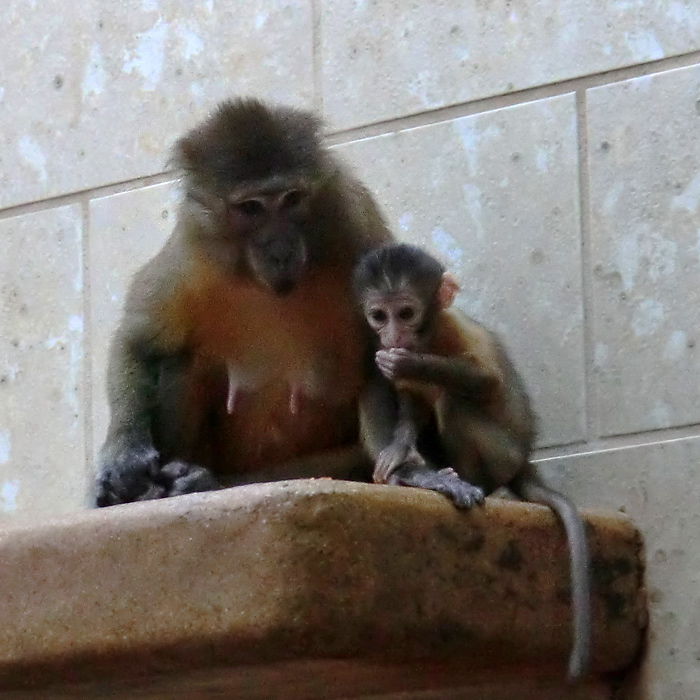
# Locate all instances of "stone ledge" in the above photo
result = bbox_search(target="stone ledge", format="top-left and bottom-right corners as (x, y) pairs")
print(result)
(0, 480), (645, 698)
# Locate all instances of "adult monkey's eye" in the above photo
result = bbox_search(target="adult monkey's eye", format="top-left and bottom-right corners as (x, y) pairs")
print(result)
(238, 199), (266, 216)
(398, 306), (415, 321)
(370, 309), (387, 323)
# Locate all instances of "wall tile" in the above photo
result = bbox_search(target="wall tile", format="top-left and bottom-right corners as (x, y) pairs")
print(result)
(587, 65), (700, 436)
(0, 205), (86, 523)
(321, 0), (700, 130)
(337, 94), (584, 447)
(89, 182), (179, 460)
(537, 436), (700, 700)
(0, 0), (313, 210)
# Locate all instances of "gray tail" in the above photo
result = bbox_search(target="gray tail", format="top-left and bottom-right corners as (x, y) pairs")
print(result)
(511, 466), (592, 683)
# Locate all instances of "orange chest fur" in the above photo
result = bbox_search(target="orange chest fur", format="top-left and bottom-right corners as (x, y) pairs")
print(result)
(173, 258), (366, 399)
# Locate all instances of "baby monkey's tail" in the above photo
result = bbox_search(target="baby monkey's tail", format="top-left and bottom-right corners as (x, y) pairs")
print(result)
(511, 465), (592, 683)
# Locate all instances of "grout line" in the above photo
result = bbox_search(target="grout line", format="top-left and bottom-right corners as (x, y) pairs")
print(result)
(575, 89), (598, 442)
(0, 171), (178, 222)
(310, 0), (323, 115)
(1, 51), (698, 214)
(79, 195), (95, 504)
(325, 50), (700, 146)
(533, 423), (700, 462)
(0, 46), (696, 484)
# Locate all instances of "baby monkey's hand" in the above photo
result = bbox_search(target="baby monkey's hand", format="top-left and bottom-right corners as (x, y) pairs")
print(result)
(375, 348), (420, 381)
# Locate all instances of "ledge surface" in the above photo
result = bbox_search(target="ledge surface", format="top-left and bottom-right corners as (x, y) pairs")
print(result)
(0, 480), (645, 698)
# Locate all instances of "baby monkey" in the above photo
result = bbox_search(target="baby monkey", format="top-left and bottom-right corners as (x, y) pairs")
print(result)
(353, 243), (591, 682)
(354, 243), (535, 500)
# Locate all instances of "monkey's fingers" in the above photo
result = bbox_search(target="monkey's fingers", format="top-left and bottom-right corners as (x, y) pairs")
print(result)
(373, 466), (389, 484)
(374, 463), (395, 484)
(95, 480), (120, 507)
(374, 448), (402, 483)
(376, 349), (418, 380)
(386, 348), (412, 358)
(377, 447), (429, 484)
(377, 368), (398, 382)
(96, 475), (162, 506)
(376, 348), (412, 363)
(375, 356), (399, 380)
(95, 445), (162, 507)
(135, 484), (168, 501)
(161, 461), (220, 496)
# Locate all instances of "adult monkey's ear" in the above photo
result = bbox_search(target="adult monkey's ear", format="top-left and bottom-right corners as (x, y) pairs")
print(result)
(436, 272), (460, 309)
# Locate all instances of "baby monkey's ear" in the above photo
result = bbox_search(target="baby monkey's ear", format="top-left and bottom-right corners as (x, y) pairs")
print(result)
(437, 272), (460, 309)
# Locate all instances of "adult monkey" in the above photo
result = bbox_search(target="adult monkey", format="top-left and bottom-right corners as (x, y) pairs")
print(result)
(95, 98), (394, 505)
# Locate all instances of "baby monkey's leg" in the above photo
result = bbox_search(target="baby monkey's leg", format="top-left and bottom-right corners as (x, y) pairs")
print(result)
(438, 399), (527, 494)
(373, 390), (431, 483)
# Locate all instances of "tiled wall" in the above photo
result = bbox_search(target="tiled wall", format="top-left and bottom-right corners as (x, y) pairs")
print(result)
(1, 1), (699, 697)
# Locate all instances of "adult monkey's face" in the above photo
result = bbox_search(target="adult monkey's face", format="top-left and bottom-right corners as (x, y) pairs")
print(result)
(174, 98), (328, 295)
(227, 184), (311, 296)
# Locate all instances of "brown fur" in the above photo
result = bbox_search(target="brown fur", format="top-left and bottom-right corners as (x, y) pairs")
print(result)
(395, 309), (506, 413)
(354, 244), (591, 682)
(96, 98), (392, 506)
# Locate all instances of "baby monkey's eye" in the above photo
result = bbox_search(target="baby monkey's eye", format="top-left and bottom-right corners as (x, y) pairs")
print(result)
(370, 309), (387, 323)
(398, 306), (415, 321)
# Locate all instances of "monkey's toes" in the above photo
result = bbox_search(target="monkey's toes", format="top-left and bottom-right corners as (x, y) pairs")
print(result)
(449, 482), (485, 510)
(160, 461), (220, 496)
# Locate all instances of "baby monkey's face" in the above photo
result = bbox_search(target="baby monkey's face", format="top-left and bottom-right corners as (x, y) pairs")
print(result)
(353, 242), (461, 352)
(362, 288), (428, 351)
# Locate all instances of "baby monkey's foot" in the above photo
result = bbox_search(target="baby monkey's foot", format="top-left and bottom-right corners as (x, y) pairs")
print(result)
(444, 479), (485, 509)
(392, 463), (485, 509)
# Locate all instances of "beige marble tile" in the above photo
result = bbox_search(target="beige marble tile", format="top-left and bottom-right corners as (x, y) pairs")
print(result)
(0, 0), (313, 210)
(89, 181), (180, 460)
(320, 0), (700, 130)
(0, 205), (86, 524)
(338, 94), (585, 447)
(587, 65), (700, 437)
(536, 436), (700, 700)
